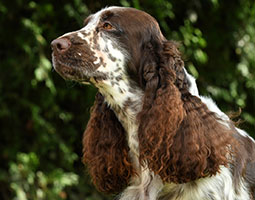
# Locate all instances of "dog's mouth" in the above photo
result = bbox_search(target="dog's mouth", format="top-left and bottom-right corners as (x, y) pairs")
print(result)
(52, 54), (91, 83)
(51, 36), (106, 84)
(52, 53), (108, 85)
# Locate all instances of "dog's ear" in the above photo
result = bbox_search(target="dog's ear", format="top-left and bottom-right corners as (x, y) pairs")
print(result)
(82, 93), (134, 193)
(138, 38), (185, 175)
(138, 39), (237, 184)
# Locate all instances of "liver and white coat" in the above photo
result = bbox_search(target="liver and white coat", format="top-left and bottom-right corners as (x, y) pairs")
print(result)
(52, 6), (255, 200)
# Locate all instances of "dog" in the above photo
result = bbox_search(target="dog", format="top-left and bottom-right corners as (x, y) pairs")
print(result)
(52, 6), (255, 200)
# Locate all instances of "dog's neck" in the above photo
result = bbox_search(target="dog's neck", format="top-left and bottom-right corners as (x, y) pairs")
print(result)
(93, 77), (164, 198)
(92, 76), (143, 167)
(92, 76), (143, 125)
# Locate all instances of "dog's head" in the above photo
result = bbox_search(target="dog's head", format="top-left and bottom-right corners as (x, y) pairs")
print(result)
(52, 7), (237, 192)
(51, 7), (164, 87)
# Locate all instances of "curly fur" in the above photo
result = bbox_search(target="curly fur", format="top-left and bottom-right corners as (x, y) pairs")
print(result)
(51, 6), (255, 199)
(82, 93), (135, 193)
(138, 40), (236, 184)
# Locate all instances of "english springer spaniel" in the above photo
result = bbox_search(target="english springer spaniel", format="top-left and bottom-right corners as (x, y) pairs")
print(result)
(51, 6), (255, 200)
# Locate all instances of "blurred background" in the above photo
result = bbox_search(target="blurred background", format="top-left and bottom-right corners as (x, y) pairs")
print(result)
(0, 0), (254, 199)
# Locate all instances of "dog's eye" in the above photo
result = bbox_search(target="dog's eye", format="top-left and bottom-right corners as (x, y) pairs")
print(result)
(103, 22), (113, 30)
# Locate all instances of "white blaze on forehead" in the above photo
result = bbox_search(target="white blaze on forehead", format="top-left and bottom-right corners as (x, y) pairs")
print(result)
(81, 12), (100, 31)
(63, 7), (105, 41)
(59, 7), (124, 39)
(80, 6), (124, 32)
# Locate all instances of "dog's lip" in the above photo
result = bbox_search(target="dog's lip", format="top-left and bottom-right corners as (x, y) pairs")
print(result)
(52, 53), (106, 84)
(52, 55), (90, 82)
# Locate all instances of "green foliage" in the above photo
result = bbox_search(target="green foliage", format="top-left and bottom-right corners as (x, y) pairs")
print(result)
(10, 152), (79, 200)
(0, 0), (254, 199)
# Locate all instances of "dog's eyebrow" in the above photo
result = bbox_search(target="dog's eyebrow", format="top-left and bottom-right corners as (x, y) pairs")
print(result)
(83, 15), (93, 26)
(101, 11), (114, 21)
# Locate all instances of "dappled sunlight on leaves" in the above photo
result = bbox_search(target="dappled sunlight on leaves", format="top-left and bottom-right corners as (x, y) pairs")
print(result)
(0, 0), (254, 200)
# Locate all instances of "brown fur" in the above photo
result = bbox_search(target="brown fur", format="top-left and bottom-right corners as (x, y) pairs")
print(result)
(81, 8), (239, 193)
(82, 93), (135, 193)
(51, 7), (253, 194)
(138, 40), (236, 183)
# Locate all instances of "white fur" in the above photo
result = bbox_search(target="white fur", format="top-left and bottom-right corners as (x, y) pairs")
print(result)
(159, 166), (249, 200)
(117, 70), (252, 200)
(88, 7), (253, 200)
(59, 7), (254, 200)
(184, 68), (199, 97)
(185, 70), (255, 142)
(77, 9), (162, 199)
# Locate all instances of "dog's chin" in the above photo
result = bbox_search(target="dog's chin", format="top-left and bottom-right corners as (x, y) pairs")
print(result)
(52, 59), (90, 83)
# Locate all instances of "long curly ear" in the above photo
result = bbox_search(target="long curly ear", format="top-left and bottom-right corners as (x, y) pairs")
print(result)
(138, 40), (236, 183)
(138, 40), (185, 175)
(82, 93), (134, 194)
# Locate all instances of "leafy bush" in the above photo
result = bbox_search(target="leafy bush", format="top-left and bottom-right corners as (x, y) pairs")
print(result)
(0, 0), (254, 199)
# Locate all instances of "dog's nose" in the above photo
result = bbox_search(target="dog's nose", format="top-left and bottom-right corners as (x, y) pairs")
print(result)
(51, 38), (71, 53)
